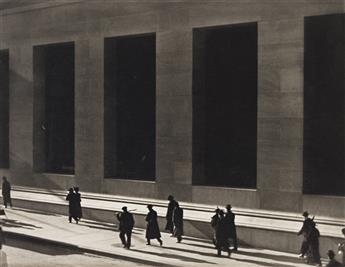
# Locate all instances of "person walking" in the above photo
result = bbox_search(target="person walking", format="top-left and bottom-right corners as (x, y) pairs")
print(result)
(224, 204), (238, 251)
(306, 220), (322, 267)
(326, 250), (343, 267)
(116, 206), (135, 249)
(173, 202), (183, 243)
(66, 188), (78, 224)
(211, 208), (221, 247)
(215, 210), (231, 257)
(2, 177), (12, 208)
(297, 211), (314, 258)
(74, 187), (82, 221)
(165, 195), (177, 236)
(145, 205), (163, 246)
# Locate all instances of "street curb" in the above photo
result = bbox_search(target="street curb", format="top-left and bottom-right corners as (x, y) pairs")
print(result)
(4, 230), (176, 267)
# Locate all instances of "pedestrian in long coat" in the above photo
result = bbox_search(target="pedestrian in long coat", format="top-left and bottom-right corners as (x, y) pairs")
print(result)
(173, 202), (183, 243)
(117, 206), (135, 249)
(211, 208), (221, 247)
(306, 221), (321, 266)
(66, 188), (78, 223)
(165, 195), (177, 235)
(74, 187), (82, 220)
(2, 177), (12, 208)
(145, 205), (163, 246)
(297, 211), (314, 258)
(215, 210), (231, 257)
(225, 204), (238, 251)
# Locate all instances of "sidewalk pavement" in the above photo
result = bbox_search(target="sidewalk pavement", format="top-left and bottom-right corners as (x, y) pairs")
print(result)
(1, 207), (326, 267)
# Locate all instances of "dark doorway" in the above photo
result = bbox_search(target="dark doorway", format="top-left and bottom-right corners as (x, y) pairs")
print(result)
(104, 34), (156, 180)
(0, 50), (9, 168)
(304, 14), (345, 196)
(34, 42), (75, 174)
(192, 23), (258, 188)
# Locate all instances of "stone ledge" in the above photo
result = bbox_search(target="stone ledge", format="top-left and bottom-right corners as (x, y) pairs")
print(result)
(10, 186), (344, 238)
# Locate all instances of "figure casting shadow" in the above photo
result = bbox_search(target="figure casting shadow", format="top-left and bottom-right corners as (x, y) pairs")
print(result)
(235, 249), (303, 264)
(0, 219), (42, 230)
(130, 249), (215, 264)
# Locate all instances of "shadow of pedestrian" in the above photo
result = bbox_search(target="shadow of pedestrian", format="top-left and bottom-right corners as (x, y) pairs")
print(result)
(130, 248), (216, 264)
(0, 219), (42, 230)
(234, 249), (303, 264)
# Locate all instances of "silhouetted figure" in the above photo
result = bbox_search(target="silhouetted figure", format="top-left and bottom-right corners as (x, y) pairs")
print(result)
(306, 220), (321, 266)
(66, 188), (78, 224)
(117, 206), (135, 249)
(2, 177), (12, 208)
(338, 228), (345, 265)
(145, 205), (163, 246)
(74, 187), (82, 221)
(0, 227), (4, 250)
(173, 202), (183, 243)
(224, 204), (238, 251)
(211, 208), (221, 247)
(326, 250), (344, 267)
(165, 195), (177, 235)
(297, 211), (314, 258)
(215, 210), (231, 257)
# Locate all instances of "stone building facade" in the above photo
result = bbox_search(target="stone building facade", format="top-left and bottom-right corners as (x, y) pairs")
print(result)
(0, 0), (344, 218)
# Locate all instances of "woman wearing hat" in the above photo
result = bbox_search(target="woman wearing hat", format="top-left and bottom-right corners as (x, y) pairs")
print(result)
(145, 205), (163, 246)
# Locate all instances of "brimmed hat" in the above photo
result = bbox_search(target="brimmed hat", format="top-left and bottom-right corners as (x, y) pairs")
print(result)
(302, 211), (309, 217)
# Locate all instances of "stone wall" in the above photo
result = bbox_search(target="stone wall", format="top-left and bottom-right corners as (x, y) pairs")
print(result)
(0, 0), (344, 217)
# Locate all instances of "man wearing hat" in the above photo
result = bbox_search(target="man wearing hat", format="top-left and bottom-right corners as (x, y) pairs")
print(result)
(117, 206), (135, 249)
(297, 211), (314, 258)
(225, 204), (238, 251)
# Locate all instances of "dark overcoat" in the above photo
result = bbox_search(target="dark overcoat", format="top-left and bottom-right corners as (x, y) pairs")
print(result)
(75, 192), (82, 218)
(2, 180), (11, 203)
(173, 207), (184, 236)
(66, 193), (78, 217)
(146, 209), (161, 239)
(117, 211), (135, 232)
(165, 200), (177, 231)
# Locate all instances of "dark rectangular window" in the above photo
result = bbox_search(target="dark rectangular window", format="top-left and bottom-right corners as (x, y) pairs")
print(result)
(34, 42), (75, 174)
(0, 50), (9, 168)
(304, 14), (345, 196)
(193, 23), (258, 188)
(104, 34), (156, 180)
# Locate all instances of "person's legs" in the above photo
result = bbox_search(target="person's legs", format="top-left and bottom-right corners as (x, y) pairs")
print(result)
(146, 238), (151, 245)
(119, 232), (126, 247)
(126, 231), (132, 248)
(157, 238), (163, 246)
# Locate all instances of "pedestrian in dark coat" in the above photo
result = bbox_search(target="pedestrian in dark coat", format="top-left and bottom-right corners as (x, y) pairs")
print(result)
(306, 221), (321, 266)
(215, 210), (231, 257)
(145, 205), (163, 246)
(211, 208), (221, 247)
(173, 202), (183, 243)
(326, 250), (343, 267)
(117, 206), (135, 249)
(66, 188), (78, 223)
(165, 195), (177, 235)
(2, 177), (12, 208)
(74, 187), (82, 220)
(297, 211), (314, 258)
(225, 204), (238, 251)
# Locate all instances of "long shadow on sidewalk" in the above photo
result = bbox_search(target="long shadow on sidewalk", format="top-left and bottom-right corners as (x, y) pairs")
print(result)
(163, 245), (217, 257)
(233, 257), (296, 267)
(234, 249), (303, 264)
(0, 219), (42, 230)
(130, 248), (216, 264)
